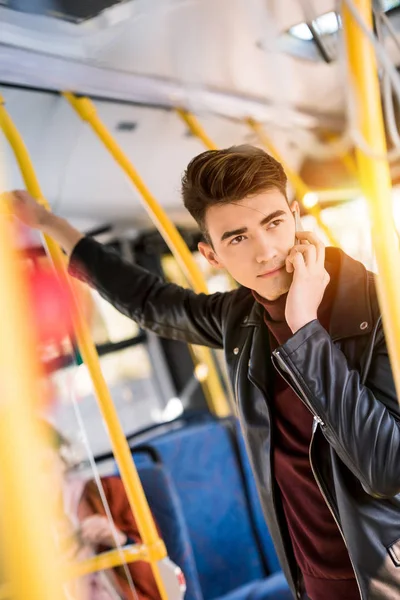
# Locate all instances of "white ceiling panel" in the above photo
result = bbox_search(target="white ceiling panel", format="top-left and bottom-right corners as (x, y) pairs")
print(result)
(0, 86), (303, 228)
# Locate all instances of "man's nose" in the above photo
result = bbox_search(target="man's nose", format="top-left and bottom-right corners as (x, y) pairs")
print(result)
(255, 233), (278, 264)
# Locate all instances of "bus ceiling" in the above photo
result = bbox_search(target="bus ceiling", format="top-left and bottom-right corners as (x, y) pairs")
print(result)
(0, 0), (357, 128)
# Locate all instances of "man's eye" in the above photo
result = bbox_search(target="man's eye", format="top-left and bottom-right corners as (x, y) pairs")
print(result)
(230, 235), (246, 245)
(269, 219), (283, 229)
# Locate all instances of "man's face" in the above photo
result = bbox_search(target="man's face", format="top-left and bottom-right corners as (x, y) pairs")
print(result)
(199, 190), (297, 300)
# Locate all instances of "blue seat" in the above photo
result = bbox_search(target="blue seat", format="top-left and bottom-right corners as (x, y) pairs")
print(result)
(132, 416), (292, 600)
(216, 573), (291, 600)
(230, 419), (281, 574)
(137, 463), (203, 600)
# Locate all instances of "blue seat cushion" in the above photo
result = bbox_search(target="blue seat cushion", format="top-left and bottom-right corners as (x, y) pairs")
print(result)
(214, 572), (292, 600)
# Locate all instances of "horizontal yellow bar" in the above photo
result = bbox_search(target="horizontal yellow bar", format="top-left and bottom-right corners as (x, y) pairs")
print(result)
(66, 544), (148, 580)
(311, 187), (360, 202)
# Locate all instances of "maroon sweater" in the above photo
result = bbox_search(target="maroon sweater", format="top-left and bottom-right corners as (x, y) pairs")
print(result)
(253, 270), (360, 600)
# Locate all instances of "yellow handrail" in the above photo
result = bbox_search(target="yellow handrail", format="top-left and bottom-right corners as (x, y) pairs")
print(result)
(63, 92), (230, 418)
(342, 0), (400, 402)
(322, 132), (359, 178)
(0, 584), (11, 600)
(0, 96), (169, 600)
(176, 108), (218, 150)
(0, 217), (67, 598)
(0, 545), (150, 599)
(246, 117), (340, 247)
(67, 544), (148, 580)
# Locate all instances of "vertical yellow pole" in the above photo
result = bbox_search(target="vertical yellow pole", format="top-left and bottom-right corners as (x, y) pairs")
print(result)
(0, 217), (67, 599)
(63, 93), (230, 418)
(0, 97), (169, 600)
(343, 0), (400, 401)
(246, 118), (340, 247)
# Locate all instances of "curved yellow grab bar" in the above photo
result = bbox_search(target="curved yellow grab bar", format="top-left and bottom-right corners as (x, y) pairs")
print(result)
(0, 96), (169, 600)
(342, 0), (400, 402)
(67, 544), (148, 580)
(63, 92), (230, 418)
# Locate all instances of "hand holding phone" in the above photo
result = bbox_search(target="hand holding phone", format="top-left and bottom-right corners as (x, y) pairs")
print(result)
(285, 229), (329, 333)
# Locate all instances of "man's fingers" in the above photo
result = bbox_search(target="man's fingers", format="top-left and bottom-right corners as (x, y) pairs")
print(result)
(286, 248), (306, 273)
(294, 231), (325, 266)
(287, 243), (317, 267)
(292, 250), (307, 274)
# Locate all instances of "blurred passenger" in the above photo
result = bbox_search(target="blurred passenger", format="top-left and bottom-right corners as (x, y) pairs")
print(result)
(42, 422), (162, 600)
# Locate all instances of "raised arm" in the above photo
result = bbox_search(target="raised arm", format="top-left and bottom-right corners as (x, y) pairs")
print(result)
(6, 190), (235, 348)
(3, 190), (84, 256)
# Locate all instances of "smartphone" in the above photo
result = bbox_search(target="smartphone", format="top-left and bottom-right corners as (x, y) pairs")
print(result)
(293, 210), (303, 244)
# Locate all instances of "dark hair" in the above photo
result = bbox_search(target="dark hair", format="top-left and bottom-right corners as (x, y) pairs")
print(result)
(181, 144), (288, 242)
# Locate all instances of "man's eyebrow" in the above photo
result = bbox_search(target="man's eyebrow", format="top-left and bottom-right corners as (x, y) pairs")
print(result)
(220, 210), (287, 242)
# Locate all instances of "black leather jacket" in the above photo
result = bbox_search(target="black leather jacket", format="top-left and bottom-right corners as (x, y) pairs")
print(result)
(69, 238), (400, 600)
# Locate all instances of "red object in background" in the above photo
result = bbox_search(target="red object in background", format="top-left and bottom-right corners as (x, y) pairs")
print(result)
(27, 267), (75, 346)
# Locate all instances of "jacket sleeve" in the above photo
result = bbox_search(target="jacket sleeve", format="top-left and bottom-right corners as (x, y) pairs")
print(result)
(273, 319), (400, 499)
(68, 236), (235, 349)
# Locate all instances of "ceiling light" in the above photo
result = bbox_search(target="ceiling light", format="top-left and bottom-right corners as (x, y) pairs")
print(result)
(289, 11), (339, 42)
(303, 192), (319, 209)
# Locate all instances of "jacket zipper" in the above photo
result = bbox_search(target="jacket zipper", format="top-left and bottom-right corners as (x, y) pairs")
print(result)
(235, 350), (302, 597)
(271, 350), (363, 600)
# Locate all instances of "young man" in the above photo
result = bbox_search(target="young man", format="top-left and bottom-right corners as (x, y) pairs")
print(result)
(6, 145), (400, 600)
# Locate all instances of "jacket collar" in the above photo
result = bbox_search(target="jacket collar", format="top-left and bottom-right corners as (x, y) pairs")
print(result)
(243, 247), (374, 341)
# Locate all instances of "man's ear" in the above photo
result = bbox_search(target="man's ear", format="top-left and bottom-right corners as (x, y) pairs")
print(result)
(198, 242), (224, 269)
(290, 199), (300, 215)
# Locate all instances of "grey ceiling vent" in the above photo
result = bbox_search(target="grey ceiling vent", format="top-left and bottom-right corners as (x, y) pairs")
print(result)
(2, 0), (131, 23)
(116, 121), (137, 132)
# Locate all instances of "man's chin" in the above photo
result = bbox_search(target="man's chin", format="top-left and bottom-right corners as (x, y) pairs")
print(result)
(254, 276), (292, 301)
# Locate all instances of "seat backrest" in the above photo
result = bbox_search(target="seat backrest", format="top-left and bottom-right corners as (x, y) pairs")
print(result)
(230, 419), (281, 574)
(136, 419), (266, 600)
(137, 463), (203, 600)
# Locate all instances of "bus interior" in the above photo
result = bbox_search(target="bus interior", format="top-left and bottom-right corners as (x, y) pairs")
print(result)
(1, 1), (400, 599)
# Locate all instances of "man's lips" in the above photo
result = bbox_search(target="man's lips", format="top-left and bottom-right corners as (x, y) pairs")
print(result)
(257, 266), (285, 278)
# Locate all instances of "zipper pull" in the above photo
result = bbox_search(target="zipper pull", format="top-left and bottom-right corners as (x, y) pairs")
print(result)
(313, 415), (325, 433)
